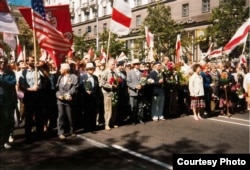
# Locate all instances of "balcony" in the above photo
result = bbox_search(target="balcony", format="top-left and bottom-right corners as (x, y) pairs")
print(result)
(81, 2), (89, 10)
(89, 0), (97, 8)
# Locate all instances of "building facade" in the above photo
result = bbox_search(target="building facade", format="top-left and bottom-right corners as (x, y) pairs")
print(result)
(42, 0), (249, 61)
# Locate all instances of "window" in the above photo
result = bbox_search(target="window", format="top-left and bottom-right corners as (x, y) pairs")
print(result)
(202, 0), (210, 13)
(85, 12), (89, 20)
(86, 26), (91, 33)
(103, 23), (107, 31)
(94, 25), (97, 35)
(135, 0), (142, 6)
(136, 15), (141, 27)
(78, 29), (82, 36)
(103, 6), (107, 15)
(78, 14), (81, 22)
(182, 3), (189, 17)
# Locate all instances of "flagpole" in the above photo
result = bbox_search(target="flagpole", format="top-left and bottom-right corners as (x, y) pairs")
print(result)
(106, 30), (112, 66)
(31, 9), (38, 86)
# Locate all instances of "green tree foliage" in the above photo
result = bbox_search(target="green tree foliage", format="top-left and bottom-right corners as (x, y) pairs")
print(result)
(142, 3), (183, 60)
(99, 30), (130, 59)
(18, 20), (34, 57)
(206, 0), (249, 58)
(73, 33), (89, 59)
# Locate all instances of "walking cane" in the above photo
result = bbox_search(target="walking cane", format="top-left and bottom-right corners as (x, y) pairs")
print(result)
(224, 84), (231, 117)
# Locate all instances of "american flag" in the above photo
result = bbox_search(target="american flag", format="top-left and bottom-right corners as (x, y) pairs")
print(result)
(31, 0), (71, 53)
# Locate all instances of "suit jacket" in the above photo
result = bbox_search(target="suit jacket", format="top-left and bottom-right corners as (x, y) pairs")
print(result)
(100, 69), (117, 97)
(127, 69), (142, 97)
(79, 73), (100, 97)
(56, 73), (79, 104)
(149, 69), (164, 96)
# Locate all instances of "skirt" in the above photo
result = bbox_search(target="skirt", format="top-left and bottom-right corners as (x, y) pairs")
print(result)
(190, 96), (205, 109)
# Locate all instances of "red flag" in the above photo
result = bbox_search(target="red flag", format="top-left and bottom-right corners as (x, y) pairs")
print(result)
(224, 18), (250, 54)
(19, 2), (73, 67)
(0, 0), (19, 34)
(19, 1), (71, 53)
(110, 0), (132, 35)
(175, 34), (182, 62)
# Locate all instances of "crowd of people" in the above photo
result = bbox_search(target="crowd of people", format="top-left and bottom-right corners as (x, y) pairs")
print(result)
(0, 54), (249, 149)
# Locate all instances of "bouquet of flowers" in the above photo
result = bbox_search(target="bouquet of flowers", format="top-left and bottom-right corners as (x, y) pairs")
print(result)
(147, 78), (154, 84)
(112, 91), (118, 106)
(63, 93), (72, 101)
(140, 71), (149, 86)
(235, 83), (244, 99)
(84, 80), (92, 91)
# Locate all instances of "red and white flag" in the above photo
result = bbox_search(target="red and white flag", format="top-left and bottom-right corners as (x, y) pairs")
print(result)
(209, 47), (223, 59)
(145, 26), (154, 48)
(0, 0), (19, 34)
(223, 18), (250, 54)
(175, 34), (182, 62)
(239, 54), (247, 65)
(16, 36), (25, 63)
(3, 32), (16, 50)
(100, 46), (107, 63)
(110, 0), (132, 35)
(88, 47), (94, 58)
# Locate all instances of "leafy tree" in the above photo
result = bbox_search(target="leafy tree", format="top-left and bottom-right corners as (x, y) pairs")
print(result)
(99, 30), (130, 59)
(206, 0), (249, 58)
(73, 33), (90, 59)
(18, 20), (34, 57)
(142, 3), (183, 60)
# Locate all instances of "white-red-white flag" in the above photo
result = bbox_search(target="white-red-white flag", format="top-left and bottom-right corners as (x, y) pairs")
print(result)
(117, 52), (128, 61)
(0, 0), (19, 34)
(239, 54), (247, 64)
(209, 47), (223, 59)
(88, 47), (94, 58)
(16, 36), (25, 63)
(100, 46), (107, 64)
(110, 0), (132, 35)
(175, 34), (182, 62)
(3, 32), (16, 50)
(224, 18), (250, 54)
(145, 26), (154, 48)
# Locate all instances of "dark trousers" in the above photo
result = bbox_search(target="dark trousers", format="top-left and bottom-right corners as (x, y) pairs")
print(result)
(82, 95), (97, 131)
(23, 92), (44, 140)
(57, 103), (75, 135)
(0, 105), (12, 145)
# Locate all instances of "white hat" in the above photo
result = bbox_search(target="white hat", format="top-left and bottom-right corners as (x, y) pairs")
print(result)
(86, 62), (95, 69)
(131, 59), (140, 64)
(60, 63), (70, 70)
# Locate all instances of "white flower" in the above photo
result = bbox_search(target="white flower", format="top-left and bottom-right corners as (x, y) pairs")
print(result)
(147, 78), (154, 84)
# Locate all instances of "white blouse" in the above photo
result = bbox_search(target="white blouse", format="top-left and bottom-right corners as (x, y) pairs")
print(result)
(189, 72), (204, 97)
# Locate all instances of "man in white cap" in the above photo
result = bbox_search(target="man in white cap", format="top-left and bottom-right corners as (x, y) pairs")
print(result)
(79, 62), (101, 131)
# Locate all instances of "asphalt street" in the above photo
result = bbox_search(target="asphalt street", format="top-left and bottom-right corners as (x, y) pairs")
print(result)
(0, 111), (249, 170)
